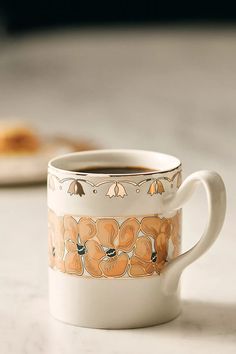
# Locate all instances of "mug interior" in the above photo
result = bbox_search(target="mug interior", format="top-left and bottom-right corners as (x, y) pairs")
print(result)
(49, 149), (181, 176)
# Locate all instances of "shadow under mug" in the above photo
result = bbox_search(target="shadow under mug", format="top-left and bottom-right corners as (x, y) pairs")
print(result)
(47, 149), (226, 329)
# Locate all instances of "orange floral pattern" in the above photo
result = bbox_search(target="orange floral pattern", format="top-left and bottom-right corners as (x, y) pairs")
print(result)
(129, 217), (171, 276)
(48, 210), (181, 278)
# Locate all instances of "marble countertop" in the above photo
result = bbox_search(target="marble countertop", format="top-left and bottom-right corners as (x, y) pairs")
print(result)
(0, 27), (235, 353)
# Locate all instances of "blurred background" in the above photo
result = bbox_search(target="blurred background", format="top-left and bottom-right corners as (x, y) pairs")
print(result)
(0, 2), (235, 184)
(0, 2), (235, 156)
(0, 2), (235, 154)
(0, 3), (236, 353)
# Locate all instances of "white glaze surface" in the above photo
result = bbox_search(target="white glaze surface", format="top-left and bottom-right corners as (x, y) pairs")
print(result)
(49, 269), (181, 329)
(0, 27), (235, 353)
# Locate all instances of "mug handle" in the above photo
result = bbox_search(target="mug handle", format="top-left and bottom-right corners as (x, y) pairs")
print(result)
(162, 170), (226, 295)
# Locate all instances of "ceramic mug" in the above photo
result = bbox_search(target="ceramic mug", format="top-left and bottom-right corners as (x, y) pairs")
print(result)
(48, 149), (226, 328)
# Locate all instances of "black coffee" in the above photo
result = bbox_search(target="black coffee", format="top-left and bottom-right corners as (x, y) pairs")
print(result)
(77, 166), (157, 174)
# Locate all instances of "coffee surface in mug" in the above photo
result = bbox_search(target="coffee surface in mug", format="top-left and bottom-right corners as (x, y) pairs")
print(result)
(75, 166), (157, 174)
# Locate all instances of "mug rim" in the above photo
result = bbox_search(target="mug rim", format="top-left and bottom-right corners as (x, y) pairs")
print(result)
(48, 149), (182, 177)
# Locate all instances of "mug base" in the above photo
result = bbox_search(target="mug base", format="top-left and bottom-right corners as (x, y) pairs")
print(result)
(50, 308), (182, 329)
(49, 268), (181, 329)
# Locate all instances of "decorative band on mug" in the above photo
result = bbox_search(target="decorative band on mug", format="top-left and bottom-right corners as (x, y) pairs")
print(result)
(48, 210), (181, 279)
(47, 169), (182, 198)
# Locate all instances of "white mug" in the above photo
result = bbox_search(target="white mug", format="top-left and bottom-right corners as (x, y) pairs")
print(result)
(47, 149), (226, 328)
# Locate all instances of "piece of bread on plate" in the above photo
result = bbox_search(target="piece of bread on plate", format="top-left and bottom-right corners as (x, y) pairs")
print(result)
(0, 121), (40, 155)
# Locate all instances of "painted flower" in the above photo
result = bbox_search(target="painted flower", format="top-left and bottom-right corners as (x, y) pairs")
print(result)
(129, 236), (161, 276)
(141, 216), (171, 267)
(106, 182), (127, 198)
(48, 209), (65, 272)
(64, 216), (97, 275)
(67, 180), (85, 196)
(63, 216), (139, 278)
(129, 216), (171, 276)
(83, 239), (106, 277)
(95, 218), (140, 277)
(148, 180), (165, 195)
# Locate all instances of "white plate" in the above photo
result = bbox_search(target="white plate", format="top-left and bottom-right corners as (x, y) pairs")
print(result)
(0, 140), (74, 185)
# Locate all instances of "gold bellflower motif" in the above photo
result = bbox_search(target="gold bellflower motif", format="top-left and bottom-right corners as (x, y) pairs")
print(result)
(67, 180), (85, 196)
(106, 182), (127, 198)
(148, 180), (165, 195)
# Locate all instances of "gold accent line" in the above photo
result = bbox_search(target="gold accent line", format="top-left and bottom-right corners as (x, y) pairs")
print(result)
(48, 170), (182, 188)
